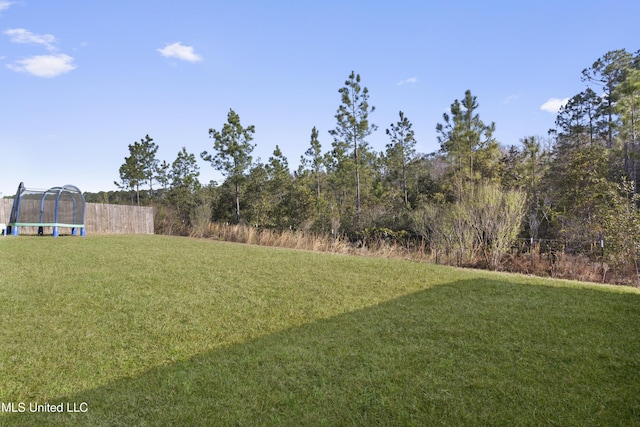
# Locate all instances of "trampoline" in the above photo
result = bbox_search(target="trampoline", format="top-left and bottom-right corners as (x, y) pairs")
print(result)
(8, 182), (86, 237)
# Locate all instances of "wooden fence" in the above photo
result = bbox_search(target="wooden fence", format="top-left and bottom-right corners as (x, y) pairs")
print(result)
(0, 199), (154, 235)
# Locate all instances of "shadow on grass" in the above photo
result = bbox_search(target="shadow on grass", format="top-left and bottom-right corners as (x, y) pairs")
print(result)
(5, 279), (640, 426)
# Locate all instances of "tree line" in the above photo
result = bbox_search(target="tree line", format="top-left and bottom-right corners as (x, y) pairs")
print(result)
(85, 49), (640, 276)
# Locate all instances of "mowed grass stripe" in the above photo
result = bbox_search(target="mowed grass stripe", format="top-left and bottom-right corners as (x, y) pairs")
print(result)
(0, 235), (454, 399)
(0, 235), (639, 426)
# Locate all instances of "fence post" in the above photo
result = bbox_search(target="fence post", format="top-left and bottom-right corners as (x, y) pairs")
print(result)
(530, 237), (534, 270)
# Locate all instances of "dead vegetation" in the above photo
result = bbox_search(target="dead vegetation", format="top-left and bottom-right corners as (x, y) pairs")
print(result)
(187, 222), (639, 287)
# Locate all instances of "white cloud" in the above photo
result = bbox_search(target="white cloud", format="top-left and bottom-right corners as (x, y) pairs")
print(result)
(7, 54), (76, 77)
(0, 1), (12, 12)
(503, 94), (519, 104)
(540, 97), (569, 113)
(4, 28), (76, 77)
(157, 42), (202, 63)
(5, 28), (57, 51)
(397, 77), (417, 86)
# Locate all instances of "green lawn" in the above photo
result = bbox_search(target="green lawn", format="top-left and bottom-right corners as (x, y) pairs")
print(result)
(0, 235), (639, 426)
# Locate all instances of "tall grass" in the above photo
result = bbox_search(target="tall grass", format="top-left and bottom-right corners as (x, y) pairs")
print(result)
(204, 222), (436, 261)
(192, 222), (638, 286)
(205, 222), (354, 254)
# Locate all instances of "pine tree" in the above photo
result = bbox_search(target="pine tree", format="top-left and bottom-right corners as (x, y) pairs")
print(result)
(436, 90), (499, 196)
(168, 147), (201, 224)
(329, 71), (377, 227)
(615, 69), (640, 193)
(303, 126), (324, 201)
(201, 109), (256, 223)
(581, 49), (635, 148)
(116, 134), (158, 206)
(385, 111), (417, 206)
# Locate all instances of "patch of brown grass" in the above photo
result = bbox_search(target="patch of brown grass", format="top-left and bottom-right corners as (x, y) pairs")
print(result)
(207, 223), (352, 255)
(184, 222), (639, 287)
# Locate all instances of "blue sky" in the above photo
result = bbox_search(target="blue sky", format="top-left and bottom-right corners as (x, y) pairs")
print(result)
(1, 0), (638, 197)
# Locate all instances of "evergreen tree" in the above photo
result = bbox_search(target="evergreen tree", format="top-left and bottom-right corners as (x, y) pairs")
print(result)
(168, 147), (201, 225)
(555, 89), (605, 149)
(581, 49), (635, 148)
(436, 90), (499, 197)
(324, 136), (355, 230)
(116, 154), (143, 205)
(156, 160), (171, 195)
(116, 134), (159, 206)
(170, 147), (201, 191)
(385, 111), (417, 206)
(615, 69), (640, 193)
(139, 135), (160, 198)
(298, 127), (331, 232)
(303, 126), (324, 201)
(329, 71), (377, 227)
(201, 109), (256, 223)
(546, 143), (615, 247)
(520, 136), (549, 240)
(244, 162), (270, 226)
(266, 145), (290, 180)
(266, 146), (294, 229)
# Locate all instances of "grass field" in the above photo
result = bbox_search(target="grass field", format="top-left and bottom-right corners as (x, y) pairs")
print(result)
(0, 235), (639, 426)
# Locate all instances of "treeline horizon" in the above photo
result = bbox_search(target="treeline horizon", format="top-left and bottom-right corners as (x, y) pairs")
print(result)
(85, 48), (640, 281)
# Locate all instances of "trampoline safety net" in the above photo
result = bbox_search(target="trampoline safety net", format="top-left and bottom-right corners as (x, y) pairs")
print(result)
(8, 182), (86, 237)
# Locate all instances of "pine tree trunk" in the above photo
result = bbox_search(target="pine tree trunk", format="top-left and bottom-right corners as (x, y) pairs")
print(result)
(235, 180), (240, 223)
(355, 135), (361, 227)
(316, 166), (321, 200)
(402, 153), (408, 206)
